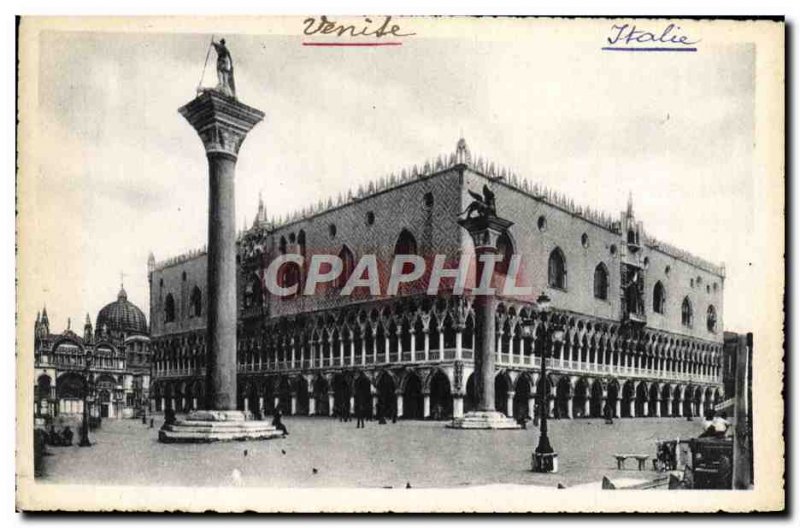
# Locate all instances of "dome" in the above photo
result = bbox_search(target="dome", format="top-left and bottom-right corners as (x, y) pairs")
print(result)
(96, 287), (148, 336)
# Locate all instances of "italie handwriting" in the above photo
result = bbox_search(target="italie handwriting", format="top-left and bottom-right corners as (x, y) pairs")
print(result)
(607, 23), (700, 46)
(302, 15), (416, 38)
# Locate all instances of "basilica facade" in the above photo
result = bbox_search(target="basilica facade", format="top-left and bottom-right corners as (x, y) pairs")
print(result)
(149, 140), (725, 421)
(33, 287), (153, 421)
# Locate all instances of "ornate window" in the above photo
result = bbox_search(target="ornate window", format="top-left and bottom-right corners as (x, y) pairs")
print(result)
(653, 281), (666, 314)
(681, 297), (693, 327)
(335, 246), (355, 289)
(243, 275), (262, 308)
(496, 232), (514, 276)
(548, 247), (567, 290)
(593, 263), (609, 300)
(190, 286), (202, 317)
(394, 229), (418, 275)
(164, 294), (176, 323)
(707, 305), (717, 333)
(278, 262), (301, 296)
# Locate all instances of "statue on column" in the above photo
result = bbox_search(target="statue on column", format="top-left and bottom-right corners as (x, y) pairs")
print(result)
(212, 38), (236, 98)
(461, 184), (497, 219)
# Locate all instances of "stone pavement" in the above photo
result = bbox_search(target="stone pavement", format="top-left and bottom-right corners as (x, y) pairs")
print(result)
(38, 416), (703, 489)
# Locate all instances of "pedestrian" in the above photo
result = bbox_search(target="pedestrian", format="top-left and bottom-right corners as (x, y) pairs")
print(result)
(149, 418), (154, 428)
(603, 403), (614, 425)
(62, 426), (73, 446)
(272, 408), (289, 436)
(356, 403), (365, 429)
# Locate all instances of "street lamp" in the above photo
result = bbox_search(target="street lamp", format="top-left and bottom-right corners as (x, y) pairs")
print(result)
(78, 353), (94, 447)
(527, 292), (564, 473)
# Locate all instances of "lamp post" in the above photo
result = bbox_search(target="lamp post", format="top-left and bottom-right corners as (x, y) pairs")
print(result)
(78, 353), (94, 447)
(527, 292), (563, 473)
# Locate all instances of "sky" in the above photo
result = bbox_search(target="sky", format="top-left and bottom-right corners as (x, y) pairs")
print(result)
(24, 21), (755, 333)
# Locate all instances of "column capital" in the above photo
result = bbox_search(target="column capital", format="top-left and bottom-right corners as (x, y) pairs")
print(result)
(179, 91), (264, 159)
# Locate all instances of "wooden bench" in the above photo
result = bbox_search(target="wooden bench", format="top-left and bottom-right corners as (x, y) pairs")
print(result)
(613, 453), (649, 470)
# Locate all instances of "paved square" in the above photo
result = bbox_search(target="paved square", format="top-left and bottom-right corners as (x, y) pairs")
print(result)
(38, 416), (702, 488)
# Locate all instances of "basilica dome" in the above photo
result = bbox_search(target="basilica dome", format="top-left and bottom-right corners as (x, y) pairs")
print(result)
(96, 287), (148, 336)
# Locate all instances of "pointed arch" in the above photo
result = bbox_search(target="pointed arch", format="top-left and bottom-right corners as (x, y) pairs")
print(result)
(593, 263), (609, 300)
(653, 281), (666, 314)
(335, 245), (355, 290)
(548, 247), (567, 289)
(681, 297), (694, 327)
(164, 293), (176, 323)
(496, 231), (515, 275)
(190, 286), (202, 317)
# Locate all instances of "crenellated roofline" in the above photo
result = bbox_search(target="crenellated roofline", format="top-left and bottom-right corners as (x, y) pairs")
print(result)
(152, 139), (725, 277)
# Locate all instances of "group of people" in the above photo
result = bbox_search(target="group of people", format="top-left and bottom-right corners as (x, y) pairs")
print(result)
(699, 410), (731, 438)
(43, 424), (74, 446)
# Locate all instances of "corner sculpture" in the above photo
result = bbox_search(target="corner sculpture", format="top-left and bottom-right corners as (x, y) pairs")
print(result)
(211, 38), (236, 98)
(460, 184), (497, 220)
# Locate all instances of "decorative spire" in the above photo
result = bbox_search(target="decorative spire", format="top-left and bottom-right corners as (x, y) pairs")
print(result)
(455, 137), (471, 165)
(627, 191), (634, 217)
(256, 191), (267, 225)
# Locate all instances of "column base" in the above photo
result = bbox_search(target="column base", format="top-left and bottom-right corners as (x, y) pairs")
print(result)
(158, 410), (284, 443)
(447, 410), (521, 430)
(531, 451), (559, 473)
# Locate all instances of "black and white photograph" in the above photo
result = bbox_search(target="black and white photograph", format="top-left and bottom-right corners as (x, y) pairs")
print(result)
(14, 15), (784, 513)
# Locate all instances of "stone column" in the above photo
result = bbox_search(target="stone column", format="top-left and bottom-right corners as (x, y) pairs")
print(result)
(583, 398), (590, 417)
(614, 399), (621, 418)
(308, 392), (316, 415)
(179, 91), (263, 412)
(291, 394), (297, 415)
(452, 395), (464, 419)
(528, 396), (536, 420)
(396, 393), (404, 418)
(423, 394), (431, 418)
(328, 392), (335, 416)
(349, 396), (355, 415)
(506, 391), (515, 418)
(372, 394), (379, 417)
(629, 399), (635, 418)
(654, 398), (661, 417)
(566, 398), (573, 419)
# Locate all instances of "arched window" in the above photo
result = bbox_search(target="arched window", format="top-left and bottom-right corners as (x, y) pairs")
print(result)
(190, 286), (202, 318)
(707, 305), (717, 333)
(593, 263), (609, 300)
(394, 229), (418, 275)
(496, 232), (515, 276)
(278, 262), (301, 297)
(548, 248), (567, 289)
(335, 246), (355, 290)
(164, 294), (176, 323)
(244, 274), (263, 308)
(653, 281), (666, 314)
(681, 297), (693, 327)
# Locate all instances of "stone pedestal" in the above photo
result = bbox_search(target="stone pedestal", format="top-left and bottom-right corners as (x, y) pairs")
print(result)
(532, 451), (559, 473)
(448, 410), (520, 430)
(159, 410), (283, 443)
